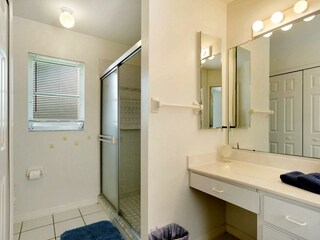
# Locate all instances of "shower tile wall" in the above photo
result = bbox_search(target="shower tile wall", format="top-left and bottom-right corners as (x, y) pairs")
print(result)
(119, 63), (141, 196)
(119, 131), (141, 195)
(119, 60), (141, 234)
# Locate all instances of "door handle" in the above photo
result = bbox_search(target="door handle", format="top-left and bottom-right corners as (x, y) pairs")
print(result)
(211, 187), (224, 193)
(285, 215), (307, 227)
(285, 136), (292, 140)
(312, 138), (319, 142)
(98, 135), (117, 144)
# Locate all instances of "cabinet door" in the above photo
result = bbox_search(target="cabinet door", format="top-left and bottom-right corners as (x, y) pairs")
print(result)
(303, 67), (320, 158)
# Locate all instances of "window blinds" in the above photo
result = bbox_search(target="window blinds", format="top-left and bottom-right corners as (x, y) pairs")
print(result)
(28, 54), (84, 131)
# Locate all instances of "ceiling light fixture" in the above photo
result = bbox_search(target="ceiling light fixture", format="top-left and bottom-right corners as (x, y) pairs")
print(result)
(281, 24), (293, 31)
(252, 20), (264, 32)
(271, 11), (284, 24)
(208, 55), (215, 60)
(303, 15), (315, 21)
(294, 0), (308, 14)
(59, 7), (75, 29)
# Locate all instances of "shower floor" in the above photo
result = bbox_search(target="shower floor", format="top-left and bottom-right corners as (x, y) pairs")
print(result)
(119, 191), (141, 234)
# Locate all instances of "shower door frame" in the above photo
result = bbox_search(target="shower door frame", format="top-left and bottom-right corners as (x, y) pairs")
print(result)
(99, 41), (141, 214)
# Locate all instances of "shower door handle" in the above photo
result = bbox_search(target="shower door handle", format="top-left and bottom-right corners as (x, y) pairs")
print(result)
(98, 135), (118, 144)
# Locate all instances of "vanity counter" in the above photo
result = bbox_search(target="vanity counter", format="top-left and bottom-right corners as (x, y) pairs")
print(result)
(188, 160), (320, 209)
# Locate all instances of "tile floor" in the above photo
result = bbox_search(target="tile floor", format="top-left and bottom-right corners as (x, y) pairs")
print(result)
(119, 191), (140, 234)
(14, 203), (111, 240)
(213, 233), (239, 240)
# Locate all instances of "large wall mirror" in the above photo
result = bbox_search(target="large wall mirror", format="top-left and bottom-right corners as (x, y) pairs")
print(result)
(200, 32), (222, 129)
(229, 12), (320, 159)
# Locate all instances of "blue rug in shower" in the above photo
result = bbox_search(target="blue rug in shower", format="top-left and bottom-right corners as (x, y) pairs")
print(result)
(61, 221), (123, 240)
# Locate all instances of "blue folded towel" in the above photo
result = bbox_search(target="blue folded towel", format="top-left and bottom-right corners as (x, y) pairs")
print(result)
(280, 171), (305, 188)
(61, 221), (123, 240)
(297, 173), (320, 194)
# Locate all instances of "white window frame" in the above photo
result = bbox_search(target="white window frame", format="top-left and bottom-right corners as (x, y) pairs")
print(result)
(28, 53), (85, 131)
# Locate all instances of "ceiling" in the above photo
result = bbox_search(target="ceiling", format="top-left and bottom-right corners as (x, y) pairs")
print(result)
(13, 0), (235, 46)
(13, 0), (141, 46)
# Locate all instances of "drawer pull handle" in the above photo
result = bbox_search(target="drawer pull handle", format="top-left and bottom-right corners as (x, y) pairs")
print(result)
(285, 216), (307, 226)
(211, 187), (224, 193)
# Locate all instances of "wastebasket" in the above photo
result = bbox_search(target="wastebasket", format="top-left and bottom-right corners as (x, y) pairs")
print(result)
(148, 223), (189, 240)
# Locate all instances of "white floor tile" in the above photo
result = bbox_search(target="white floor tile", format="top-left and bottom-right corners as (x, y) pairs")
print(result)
(22, 215), (53, 232)
(54, 217), (85, 237)
(20, 225), (54, 240)
(79, 204), (103, 216)
(53, 209), (81, 223)
(83, 211), (110, 225)
(13, 234), (19, 240)
(14, 222), (22, 234)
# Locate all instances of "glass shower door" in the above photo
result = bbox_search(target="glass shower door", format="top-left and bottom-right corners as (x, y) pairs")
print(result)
(100, 68), (119, 211)
(118, 50), (141, 234)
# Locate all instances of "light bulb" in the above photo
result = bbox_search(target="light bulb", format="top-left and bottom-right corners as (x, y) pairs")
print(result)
(304, 15), (315, 22)
(252, 20), (264, 32)
(271, 11), (284, 24)
(294, 0), (308, 14)
(263, 32), (273, 38)
(59, 7), (75, 28)
(281, 24), (293, 31)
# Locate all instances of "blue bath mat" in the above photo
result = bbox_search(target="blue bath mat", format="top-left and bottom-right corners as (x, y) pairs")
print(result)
(61, 221), (123, 240)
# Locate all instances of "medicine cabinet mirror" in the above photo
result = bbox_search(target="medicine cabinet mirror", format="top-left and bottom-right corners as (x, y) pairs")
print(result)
(229, 12), (320, 159)
(200, 32), (222, 129)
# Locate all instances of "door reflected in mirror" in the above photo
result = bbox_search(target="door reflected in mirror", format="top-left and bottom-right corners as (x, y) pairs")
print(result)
(228, 13), (320, 159)
(200, 32), (222, 129)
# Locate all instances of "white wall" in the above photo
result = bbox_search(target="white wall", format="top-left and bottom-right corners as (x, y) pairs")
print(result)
(13, 16), (130, 220)
(141, 0), (227, 239)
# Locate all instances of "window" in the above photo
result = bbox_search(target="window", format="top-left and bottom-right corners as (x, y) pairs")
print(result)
(28, 53), (84, 131)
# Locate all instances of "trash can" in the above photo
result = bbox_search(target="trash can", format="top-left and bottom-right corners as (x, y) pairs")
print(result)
(148, 223), (189, 240)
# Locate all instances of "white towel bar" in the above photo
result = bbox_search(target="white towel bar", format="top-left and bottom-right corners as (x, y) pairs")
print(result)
(248, 109), (274, 116)
(151, 98), (203, 115)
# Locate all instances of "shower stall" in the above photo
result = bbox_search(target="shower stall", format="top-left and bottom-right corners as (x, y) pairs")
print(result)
(99, 41), (141, 235)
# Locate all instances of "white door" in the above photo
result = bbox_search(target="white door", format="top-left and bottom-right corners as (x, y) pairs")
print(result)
(0, 0), (9, 239)
(269, 72), (302, 155)
(303, 67), (320, 158)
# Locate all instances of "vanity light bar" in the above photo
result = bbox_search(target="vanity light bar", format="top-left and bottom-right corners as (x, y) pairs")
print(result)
(252, 0), (320, 38)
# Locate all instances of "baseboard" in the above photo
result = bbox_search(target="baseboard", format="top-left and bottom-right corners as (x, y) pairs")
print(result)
(226, 224), (256, 240)
(196, 224), (226, 240)
(14, 197), (98, 223)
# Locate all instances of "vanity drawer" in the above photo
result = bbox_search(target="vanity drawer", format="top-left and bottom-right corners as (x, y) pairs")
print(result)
(263, 225), (298, 240)
(189, 172), (259, 213)
(263, 195), (320, 240)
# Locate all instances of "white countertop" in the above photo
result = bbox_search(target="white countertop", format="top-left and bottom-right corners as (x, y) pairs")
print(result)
(188, 159), (320, 209)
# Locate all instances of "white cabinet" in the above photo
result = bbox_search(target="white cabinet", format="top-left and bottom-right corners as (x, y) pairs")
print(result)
(189, 172), (260, 214)
(188, 167), (320, 240)
(263, 225), (298, 240)
(261, 195), (320, 240)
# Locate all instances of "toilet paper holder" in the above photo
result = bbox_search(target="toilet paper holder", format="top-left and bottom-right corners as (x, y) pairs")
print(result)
(26, 167), (43, 180)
